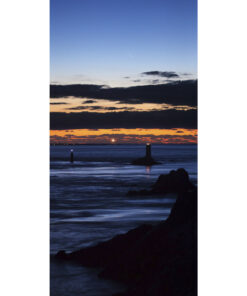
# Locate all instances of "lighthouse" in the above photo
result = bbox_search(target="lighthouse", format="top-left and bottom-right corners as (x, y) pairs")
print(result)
(146, 143), (151, 159)
(70, 149), (74, 163)
(132, 143), (159, 165)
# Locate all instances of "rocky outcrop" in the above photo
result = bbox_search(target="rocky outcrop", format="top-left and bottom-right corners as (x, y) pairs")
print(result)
(131, 156), (159, 166)
(127, 168), (195, 196)
(55, 169), (197, 296)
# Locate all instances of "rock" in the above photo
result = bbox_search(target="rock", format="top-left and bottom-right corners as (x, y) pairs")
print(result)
(152, 168), (195, 194)
(127, 168), (195, 196)
(131, 156), (159, 166)
(100, 190), (197, 296)
(55, 250), (67, 260)
(55, 174), (197, 296)
(55, 224), (153, 267)
(126, 190), (138, 196)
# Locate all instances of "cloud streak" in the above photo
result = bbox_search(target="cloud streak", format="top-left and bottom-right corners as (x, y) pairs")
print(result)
(67, 105), (135, 111)
(50, 102), (68, 105)
(82, 99), (97, 104)
(50, 133), (197, 144)
(50, 80), (197, 107)
(142, 71), (179, 78)
(50, 109), (197, 130)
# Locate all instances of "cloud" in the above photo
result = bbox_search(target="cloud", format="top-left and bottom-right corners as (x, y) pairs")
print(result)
(50, 80), (197, 107)
(82, 99), (97, 104)
(142, 71), (179, 78)
(50, 109), (197, 130)
(50, 102), (68, 105)
(66, 106), (91, 110)
(67, 105), (135, 111)
(150, 79), (160, 84)
(50, 133), (197, 144)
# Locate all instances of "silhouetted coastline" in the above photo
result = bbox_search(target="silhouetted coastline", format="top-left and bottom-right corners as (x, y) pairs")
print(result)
(55, 169), (197, 296)
(127, 168), (195, 196)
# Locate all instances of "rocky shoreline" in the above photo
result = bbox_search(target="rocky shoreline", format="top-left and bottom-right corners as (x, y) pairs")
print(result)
(127, 168), (195, 196)
(55, 169), (197, 296)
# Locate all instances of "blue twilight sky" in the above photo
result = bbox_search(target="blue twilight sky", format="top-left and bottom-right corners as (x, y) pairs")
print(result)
(50, 0), (197, 86)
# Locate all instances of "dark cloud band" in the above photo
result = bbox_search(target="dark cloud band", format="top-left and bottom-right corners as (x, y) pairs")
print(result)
(141, 71), (179, 78)
(67, 106), (135, 111)
(50, 80), (197, 107)
(50, 102), (68, 105)
(50, 109), (197, 130)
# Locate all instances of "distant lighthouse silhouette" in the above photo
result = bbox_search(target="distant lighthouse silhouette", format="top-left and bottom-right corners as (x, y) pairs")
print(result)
(70, 149), (74, 163)
(131, 143), (158, 165)
(146, 143), (151, 159)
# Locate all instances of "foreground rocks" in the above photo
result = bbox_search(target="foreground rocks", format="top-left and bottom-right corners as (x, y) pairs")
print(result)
(127, 168), (195, 196)
(56, 169), (197, 296)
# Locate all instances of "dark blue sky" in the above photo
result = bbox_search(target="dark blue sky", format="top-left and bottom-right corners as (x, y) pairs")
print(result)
(50, 0), (197, 86)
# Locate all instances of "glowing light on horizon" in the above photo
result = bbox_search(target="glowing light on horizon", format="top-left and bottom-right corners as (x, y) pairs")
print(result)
(50, 128), (197, 145)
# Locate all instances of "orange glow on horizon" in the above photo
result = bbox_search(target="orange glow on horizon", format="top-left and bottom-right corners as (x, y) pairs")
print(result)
(50, 128), (197, 144)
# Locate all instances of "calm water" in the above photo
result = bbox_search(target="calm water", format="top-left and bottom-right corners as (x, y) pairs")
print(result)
(50, 144), (197, 296)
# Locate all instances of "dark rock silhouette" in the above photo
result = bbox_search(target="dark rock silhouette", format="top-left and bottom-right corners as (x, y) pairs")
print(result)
(127, 168), (195, 196)
(131, 156), (159, 166)
(55, 169), (197, 296)
(132, 143), (159, 165)
(132, 157), (159, 165)
(152, 168), (195, 193)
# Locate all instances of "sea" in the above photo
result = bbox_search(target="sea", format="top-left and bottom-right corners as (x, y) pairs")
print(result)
(50, 144), (197, 296)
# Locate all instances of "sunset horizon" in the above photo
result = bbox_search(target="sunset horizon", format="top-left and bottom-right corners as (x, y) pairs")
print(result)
(50, 0), (197, 144)
(50, 80), (197, 144)
(50, 1), (197, 295)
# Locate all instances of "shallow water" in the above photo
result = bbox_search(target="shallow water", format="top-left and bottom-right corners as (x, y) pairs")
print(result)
(50, 144), (197, 295)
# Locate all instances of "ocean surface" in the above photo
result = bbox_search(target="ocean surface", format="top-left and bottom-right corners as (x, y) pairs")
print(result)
(50, 144), (197, 296)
